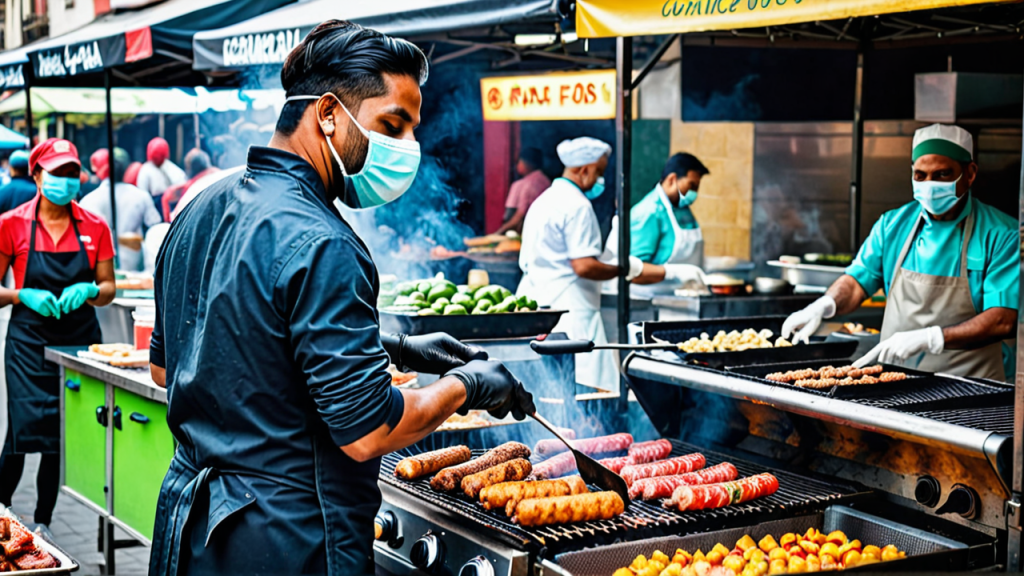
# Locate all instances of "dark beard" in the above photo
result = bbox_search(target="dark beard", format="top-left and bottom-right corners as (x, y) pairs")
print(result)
(340, 120), (369, 175)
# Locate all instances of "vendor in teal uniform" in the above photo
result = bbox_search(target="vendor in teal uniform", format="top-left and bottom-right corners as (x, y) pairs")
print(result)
(784, 124), (1018, 381)
(631, 152), (708, 268)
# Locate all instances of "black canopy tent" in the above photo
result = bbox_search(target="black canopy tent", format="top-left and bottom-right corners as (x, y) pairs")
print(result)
(0, 0), (293, 271)
(191, 0), (563, 72)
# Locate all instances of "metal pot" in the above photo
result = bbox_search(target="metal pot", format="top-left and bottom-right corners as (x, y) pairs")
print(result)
(754, 277), (794, 295)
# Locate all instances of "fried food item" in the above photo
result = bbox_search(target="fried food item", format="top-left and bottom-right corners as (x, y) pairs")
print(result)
(679, 328), (788, 353)
(479, 475), (588, 515)
(512, 491), (625, 526)
(461, 458), (532, 499)
(430, 442), (531, 492)
(394, 446), (471, 480)
(89, 343), (135, 357)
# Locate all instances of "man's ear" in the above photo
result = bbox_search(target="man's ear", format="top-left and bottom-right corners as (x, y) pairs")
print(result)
(964, 161), (979, 188)
(316, 95), (338, 137)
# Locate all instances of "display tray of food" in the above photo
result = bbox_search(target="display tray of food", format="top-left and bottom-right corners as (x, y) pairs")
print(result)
(642, 317), (858, 369)
(725, 359), (1012, 409)
(0, 512), (78, 574)
(76, 343), (149, 369)
(380, 436), (865, 556)
(554, 505), (969, 575)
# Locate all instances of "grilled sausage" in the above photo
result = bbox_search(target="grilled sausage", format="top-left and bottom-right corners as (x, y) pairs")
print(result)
(530, 451), (577, 480)
(620, 453), (706, 487)
(512, 491), (625, 527)
(627, 439), (672, 464)
(664, 473), (779, 512)
(430, 442), (531, 492)
(628, 462), (739, 500)
(598, 456), (631, 474)
(461, 459), (532, 499)
(479, 475), (588, 515)
(533, 433), (634, 458)
(395, 446), (471, 481)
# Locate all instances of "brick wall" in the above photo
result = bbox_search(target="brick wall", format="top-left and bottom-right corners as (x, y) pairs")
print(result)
(670, 121), (754, 259)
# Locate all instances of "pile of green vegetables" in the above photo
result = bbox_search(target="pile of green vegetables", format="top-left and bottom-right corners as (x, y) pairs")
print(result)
(383, 276), (538, 316)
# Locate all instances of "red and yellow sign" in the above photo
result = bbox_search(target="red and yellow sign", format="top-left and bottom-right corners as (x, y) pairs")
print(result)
(576, 0), (1015, 38)
(480, 70), (616, 122)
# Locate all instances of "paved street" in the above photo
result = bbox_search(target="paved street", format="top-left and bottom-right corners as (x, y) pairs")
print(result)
(9, 454), (150, 575)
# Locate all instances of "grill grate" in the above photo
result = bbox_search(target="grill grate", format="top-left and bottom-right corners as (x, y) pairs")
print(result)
(379, 439), (866, 556)
(850, 379), (1010, 410)
(909, 405), (1016, 435)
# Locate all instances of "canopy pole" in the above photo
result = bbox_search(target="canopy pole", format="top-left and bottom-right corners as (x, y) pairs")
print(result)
(1009, 63), (1024, 574)
(631, 34), (679, 91)
(105, 69), (119, 270)
(24, 87), (33, 147)
(849, 50), (864, 251)
(615, 36), (633, 351)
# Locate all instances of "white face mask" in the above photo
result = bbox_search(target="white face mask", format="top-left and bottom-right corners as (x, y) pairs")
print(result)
(285, 94), (422, 210)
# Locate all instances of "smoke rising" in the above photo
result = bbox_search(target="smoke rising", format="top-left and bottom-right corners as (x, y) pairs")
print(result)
(683, 74), (762, 121)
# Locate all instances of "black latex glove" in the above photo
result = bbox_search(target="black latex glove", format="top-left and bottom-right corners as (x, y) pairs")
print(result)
(380, 332), (488, 374)
(446, 359), (536, 421)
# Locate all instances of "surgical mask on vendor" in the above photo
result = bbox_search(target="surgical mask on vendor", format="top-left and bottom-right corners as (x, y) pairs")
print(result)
(286, 94), (421, 210)
(676, 189), (698, 208)
(584, 177), (605, 200)
(40, 171), (80, 206)
(912, 175), (961, 216)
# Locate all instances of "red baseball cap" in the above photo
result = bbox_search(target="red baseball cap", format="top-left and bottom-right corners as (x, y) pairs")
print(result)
(29, 138), (81, 174)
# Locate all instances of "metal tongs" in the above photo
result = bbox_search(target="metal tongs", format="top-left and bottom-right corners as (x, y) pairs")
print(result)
(529, 410), (631, 505)
(529, 339), (678, 355)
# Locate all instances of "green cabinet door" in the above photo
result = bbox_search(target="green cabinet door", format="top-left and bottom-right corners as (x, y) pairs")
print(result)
(62, 370), (107, 509)
(112, 389), (174, 540)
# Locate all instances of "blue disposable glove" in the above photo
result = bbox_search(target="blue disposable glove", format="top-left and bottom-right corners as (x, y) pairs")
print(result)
(19, 288), (60, 318)
(58, 282), (100, 314)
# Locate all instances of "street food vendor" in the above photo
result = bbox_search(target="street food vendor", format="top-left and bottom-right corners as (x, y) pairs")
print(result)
(0, 138), (116, 528)
(632, 152), (708, 269)
(783, 124), (1017, 381)
(493, 146), (550, 235)
(518, 137), (689, 390)
(147, 21), (534, 576)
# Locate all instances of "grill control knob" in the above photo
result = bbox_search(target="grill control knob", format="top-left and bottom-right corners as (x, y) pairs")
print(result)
(373, 511), (400, 546)
(936, 484), (979, 519)
(411, 533), (446, 573)
(914, 475), (941, 507)
(459, 556), (495, 576)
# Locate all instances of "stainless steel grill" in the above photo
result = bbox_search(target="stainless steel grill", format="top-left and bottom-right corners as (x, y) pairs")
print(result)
(380, 439), (867, 557)
(910, 405), (1016, 435)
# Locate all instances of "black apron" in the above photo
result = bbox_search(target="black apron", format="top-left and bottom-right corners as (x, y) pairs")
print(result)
(5, 207), (102, 454)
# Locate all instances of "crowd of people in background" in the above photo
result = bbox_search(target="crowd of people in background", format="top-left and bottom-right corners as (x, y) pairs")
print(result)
(0, 135), (232, 273)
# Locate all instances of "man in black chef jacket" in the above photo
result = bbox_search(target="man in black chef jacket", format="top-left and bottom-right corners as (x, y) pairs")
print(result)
(147, 21), (535, 576)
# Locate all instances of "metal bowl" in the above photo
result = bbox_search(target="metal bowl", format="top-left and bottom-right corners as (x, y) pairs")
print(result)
(754, 277), (794, 295)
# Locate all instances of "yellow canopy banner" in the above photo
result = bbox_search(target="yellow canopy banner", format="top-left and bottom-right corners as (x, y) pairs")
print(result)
(577, 0), (1014, 38)
(480, 70), (616, 121)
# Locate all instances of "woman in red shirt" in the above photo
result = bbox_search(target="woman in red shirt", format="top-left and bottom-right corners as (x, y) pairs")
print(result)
(0, 139), (116, 528)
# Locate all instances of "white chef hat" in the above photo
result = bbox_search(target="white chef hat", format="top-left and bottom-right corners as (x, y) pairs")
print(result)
(912, 124), (973, 162)
(556, 137), (612, 168)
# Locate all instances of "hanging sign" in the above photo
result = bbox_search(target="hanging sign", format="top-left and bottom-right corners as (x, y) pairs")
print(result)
(480, 70), (616, 122)
(576, 0), (1016, 38)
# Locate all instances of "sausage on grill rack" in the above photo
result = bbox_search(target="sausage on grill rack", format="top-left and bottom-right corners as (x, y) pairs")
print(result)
(512, 491), (625, 527)
(461, 458), (533, 499)
(430, 442), (531, 492)
(395, 446), (471, 481)
(479, 475), (588, 515)
(628, 462), (739, 500)
(530, 451), (577, 480)
(533, 433), (634, 458)
(598, 456), (631, 474)
(620, 453), (706, 487)
(627, 439), (672, 464)
(664, 473), (779, 512)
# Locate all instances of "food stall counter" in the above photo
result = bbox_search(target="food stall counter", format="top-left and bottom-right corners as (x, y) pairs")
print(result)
(45, 346), (170, 570)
